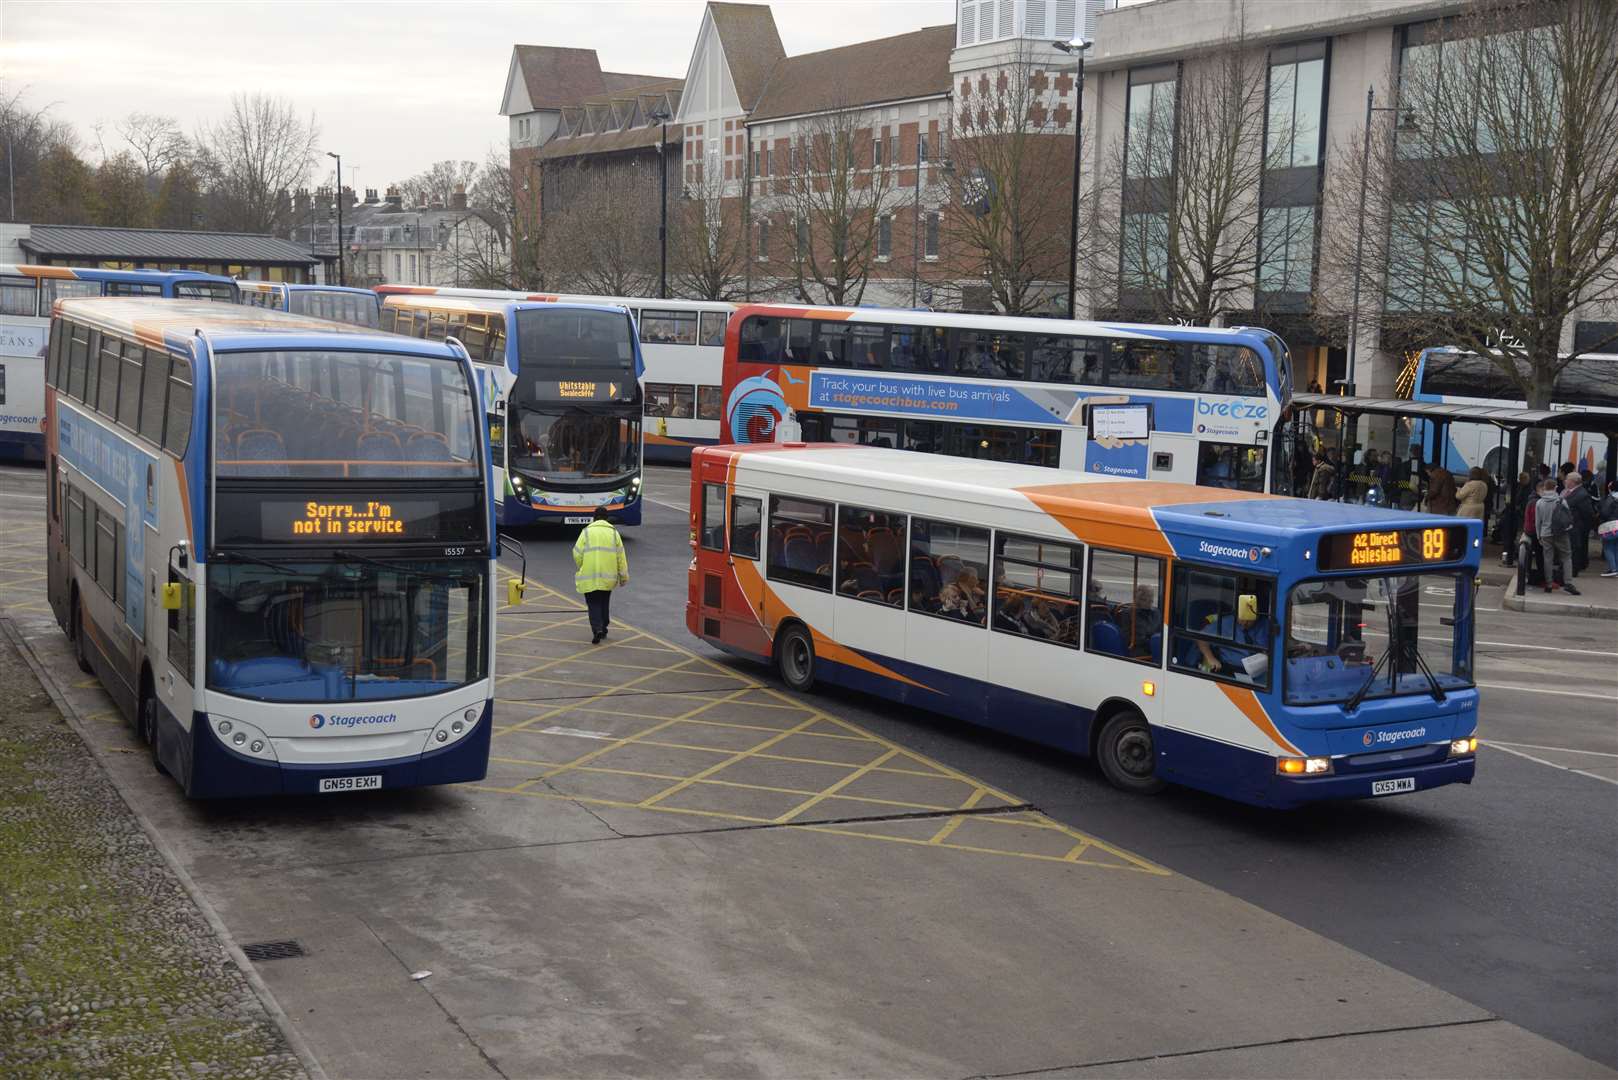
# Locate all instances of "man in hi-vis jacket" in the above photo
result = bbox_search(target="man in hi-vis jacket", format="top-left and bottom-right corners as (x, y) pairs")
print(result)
(572, 506), (629, 644)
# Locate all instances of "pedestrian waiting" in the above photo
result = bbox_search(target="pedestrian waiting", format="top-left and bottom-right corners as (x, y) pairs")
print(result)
(1535, 478), (1580, 596)
(572, 506), (629, 644)
(1599, 479), (1618, 578)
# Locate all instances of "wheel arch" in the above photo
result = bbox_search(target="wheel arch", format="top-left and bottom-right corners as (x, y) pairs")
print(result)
(1088, 695), (1148, 760)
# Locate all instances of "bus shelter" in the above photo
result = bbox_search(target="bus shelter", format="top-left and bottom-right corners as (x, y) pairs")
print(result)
(1288, 392), (1618, 527)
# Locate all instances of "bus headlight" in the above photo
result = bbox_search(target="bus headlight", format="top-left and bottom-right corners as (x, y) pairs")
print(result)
(1276, 756), (1332, 776)
(426, 704), (485, 752)
(211, 716), (277, 760)
(1449, 736), (1478, 757)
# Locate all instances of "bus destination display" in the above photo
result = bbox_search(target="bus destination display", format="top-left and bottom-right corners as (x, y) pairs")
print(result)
(215, 489), (484, 546)
(1318, 525), (1466, 570)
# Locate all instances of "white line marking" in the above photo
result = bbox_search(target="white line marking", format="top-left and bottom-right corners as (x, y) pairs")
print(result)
(539, 725), (615, 740)
(1487, 743), (1618, 785)
(642, 494), (687, 512)
(1474, 639), (1618, 658)
(1489, 740), (1618, 758)
(1476, 682), (1615, 700)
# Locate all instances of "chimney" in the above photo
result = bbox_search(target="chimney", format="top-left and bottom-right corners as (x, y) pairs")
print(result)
(365, 187), (380, 204)
(341, 185), (356, 209)
(384, 185), (403, 211)
(293, 188), (311, 215)
(451, 184), (468, 211)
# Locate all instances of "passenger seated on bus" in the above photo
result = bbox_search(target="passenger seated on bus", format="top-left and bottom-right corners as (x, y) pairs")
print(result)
(1194, 593), (1270, 679)
(1023, 597), (1063, 640)
(938, 566), (986, 624)
(994, 592), (1027, 633)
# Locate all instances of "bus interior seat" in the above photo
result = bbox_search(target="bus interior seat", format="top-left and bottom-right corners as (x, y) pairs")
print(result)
(357, 430), (402, 459)
(406, 431), (453, 461)
(1147, 631), (1163, 664)
(936, 555), (963, 585)
(1090, 620), (1125, 656)
(783, 536), (817, 572)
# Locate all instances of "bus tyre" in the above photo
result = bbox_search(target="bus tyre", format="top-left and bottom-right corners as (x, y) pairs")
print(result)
(776, 624), (816, 692)
(140, 693), (168, 776)
(71, 595), (92, 674)
(1096, 710), (1165, 795)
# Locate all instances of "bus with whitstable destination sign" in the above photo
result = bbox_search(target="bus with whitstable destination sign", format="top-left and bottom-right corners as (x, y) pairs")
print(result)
(720, 304), (1297, 494)
(687, 443), (1483, 809)
(43, 297), (504, 797)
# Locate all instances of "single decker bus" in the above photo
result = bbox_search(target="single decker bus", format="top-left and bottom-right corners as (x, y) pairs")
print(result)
(1, 265), (239, 461)
(237, 280), (383, 328)
(44, 297), (497, 797)
(722, 305), (1296, 494)
(380, 291), (645, 525)
(378, 285), (734, 464)
(688, 443), (1482, 809)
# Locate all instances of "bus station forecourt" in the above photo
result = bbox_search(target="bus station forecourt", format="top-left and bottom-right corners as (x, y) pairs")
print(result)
(1, 295), (1614, 1077)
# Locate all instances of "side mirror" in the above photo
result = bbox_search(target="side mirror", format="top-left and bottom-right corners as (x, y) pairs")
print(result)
(161, 582), (184, 611)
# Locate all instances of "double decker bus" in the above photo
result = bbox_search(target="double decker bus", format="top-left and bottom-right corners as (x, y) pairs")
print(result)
(1, 265), (238, 461)
(380, 292), (645, 525)
(378, 285), (733, 463)
(721, 305), (1296, 494)
(44, 298), (496, 797)
(688, 443), (1482, 809)
(1412, 346), (1618, 478)
(237, 280), (382, 328)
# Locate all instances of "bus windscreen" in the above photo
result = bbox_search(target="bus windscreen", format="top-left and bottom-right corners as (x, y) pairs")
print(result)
(514, 308), (635, 373)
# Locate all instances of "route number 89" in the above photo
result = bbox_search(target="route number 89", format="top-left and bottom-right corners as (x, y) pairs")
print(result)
(1420, 528), (1446, 560)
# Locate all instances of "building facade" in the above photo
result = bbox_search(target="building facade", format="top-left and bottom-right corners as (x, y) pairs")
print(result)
(288, 187), (508, 288)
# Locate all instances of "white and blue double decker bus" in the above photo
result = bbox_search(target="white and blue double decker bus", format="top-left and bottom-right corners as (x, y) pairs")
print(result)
(722, 304), (1297, 494)
(1411, 346), (1618, 477)
(690, 444), (1482, 809)
(380, 292), (646, 526)
(44, 298), (496, 797)
(1, 265), (239, 461)
(236, 280), (382, 328)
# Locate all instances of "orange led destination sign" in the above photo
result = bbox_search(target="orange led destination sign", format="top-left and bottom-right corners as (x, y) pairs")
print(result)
(1318, 526), (1464, 571)
(296, 501), (405, 536)
(543, 380), (625, 401)
(257, 498), (440, 542)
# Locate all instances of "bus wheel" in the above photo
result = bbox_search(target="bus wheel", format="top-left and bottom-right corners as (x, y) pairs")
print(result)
(70, 593), (92, 674)
(775, 623), (816, 692)
(1096, 710), (1165, 795)
(140, 692), (168, 776)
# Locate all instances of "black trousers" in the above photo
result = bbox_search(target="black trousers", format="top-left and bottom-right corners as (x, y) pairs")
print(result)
(585, 589), (612, 637)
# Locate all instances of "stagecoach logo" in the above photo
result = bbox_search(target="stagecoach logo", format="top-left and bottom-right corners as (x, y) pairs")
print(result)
(1197, 540), (1261, 563)
(309, 714), (326, 730)
(1363, 725), (1427, 747)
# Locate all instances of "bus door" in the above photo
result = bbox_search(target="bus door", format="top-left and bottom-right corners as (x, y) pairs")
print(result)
(693, 461), (769, 655)
(157, 543), (197, 750)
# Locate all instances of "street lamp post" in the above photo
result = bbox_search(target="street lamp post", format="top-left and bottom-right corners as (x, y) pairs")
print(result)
(326, 151), (345, 286)
(649, 105), (671, 299)
(1053, 37), (1092, 318)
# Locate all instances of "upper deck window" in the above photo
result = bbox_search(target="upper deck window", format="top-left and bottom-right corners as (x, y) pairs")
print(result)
(213, 349), (479, 479)
(516, 308), (634, 372)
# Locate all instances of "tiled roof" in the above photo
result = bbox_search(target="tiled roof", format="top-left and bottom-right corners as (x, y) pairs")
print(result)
(511, 45), (609, 110)
(536, 123), (679, 162)
(708, 2), (786, 109)
(20, 224), (315, 265)
(748, 24), (954, 122)
(603, 70), (670, 92)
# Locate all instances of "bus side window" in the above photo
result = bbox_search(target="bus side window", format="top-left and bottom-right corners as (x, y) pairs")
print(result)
(730, 496), (761, 560)
(910, 518), (989, 625)
(699, 310), (727, 347)
(992, 533), (1083, 646)
(0, 273), (39, 317)
(1169, 565), (1274, 688)
(1085, 550), (1163, 663)
(379, 306), (398, 334)
(739, 315), (784, 364)
(765, 495), (833, 591)
(700, 484), (726, 551)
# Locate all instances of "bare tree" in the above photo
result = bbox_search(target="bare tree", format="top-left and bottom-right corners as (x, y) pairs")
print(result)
(1318, 0), (1618, 418)
(198, 93), (319, 233)
(1095, 25), (1288, 324)
(116, 112), (188, 180)
(95, 151), (151, 227)
(0, 84), (79, 222)
(670, 163), (748, 300)
(538, 157), (658, 296)
(779, 101), (905, 306)
(942, 46), (1078, 314)
(397, 159), (480, 208)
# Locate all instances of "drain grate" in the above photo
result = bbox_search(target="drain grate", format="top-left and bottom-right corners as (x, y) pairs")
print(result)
(241, 939), (306, 962)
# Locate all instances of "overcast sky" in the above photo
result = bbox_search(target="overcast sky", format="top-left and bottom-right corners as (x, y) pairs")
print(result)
(3, 0), (958, 192)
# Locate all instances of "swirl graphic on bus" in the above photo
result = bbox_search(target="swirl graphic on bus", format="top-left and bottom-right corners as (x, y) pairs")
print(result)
(726, 375), (787, 443)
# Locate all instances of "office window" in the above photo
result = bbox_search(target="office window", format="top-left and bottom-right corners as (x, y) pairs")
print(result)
(757, 218), (770, 260)
(888, 133), (899, 166)
(993, 533), (1084, 647)
(1266, 47), (1326, 170)
(835, 506), (906, 606)
(877, 215), (892, 259)
(872, 129), (884, 168)
(1121, 212), (1169, 290)
(919, 132), (930, 163)
(924, 212), (940, 259)
(909, 519), (989, 626)
(1085, 550), (1164, 664)
(1125, 67), (1177, 179)
(767, 496), (834, 591)
(394, 254), (402, 280)
(730, 495), (762, 560)
(1259, 205), (1314, 293)
(796, 218), (809, 256)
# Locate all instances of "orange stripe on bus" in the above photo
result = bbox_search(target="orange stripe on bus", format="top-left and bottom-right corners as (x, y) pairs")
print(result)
(1217, 683), (1301, 756)
(173, 457), (192, 540)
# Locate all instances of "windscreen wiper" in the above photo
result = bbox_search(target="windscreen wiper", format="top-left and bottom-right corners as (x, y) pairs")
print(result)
(1407, 646), (1448, 704)
(1344, 648), (1390, 714)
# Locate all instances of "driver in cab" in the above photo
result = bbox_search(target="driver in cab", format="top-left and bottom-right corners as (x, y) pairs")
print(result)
(1196, 594), (1270, 679)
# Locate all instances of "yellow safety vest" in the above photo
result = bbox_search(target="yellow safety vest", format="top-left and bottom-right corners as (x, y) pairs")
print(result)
(572, 519), (628, 594)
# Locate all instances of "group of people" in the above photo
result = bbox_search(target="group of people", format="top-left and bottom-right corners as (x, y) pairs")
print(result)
(1518, 464), (1618, 593)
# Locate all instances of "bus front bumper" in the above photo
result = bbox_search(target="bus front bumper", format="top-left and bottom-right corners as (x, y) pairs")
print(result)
(1263, 753), (1475, 808)
(182, 702), (492, 798)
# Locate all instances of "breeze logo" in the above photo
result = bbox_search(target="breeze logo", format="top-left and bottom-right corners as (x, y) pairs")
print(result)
(309, 712), (396, 730)
(1198, 540), (1260, 563)
(1197, 399), (1269, 421)
(1363, 726), (1427, 747)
